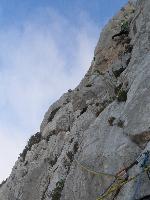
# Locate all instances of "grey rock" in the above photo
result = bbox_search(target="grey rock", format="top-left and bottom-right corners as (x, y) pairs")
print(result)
(1, 1), (150, 200)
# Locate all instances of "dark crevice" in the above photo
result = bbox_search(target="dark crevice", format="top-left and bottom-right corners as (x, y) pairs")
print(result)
(113, 67), (126, 78)
(125, 44), (133, 54)
(133, 21), (137, 35)
(48, 107), (61, 123)
(126, 57), (131, 66)
(85, 83), (92, 87)
(45, 130), (57, 142)
(41, 176), (51, 200)
(73, 142), (79, 154)
(80, 106), (88, 115)
(69, 138), (74, 144)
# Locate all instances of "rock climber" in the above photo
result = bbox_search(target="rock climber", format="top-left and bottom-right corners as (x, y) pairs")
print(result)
(112, 20), (129, 39)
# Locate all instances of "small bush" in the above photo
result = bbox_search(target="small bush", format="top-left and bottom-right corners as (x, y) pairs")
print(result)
(114, 83), (123, 95)
(20, 132), (42, 161)
(93, 70), (104, 76)
(108, 117), (116, 126)
(117, 120), (124, 128)
(51, 179), (65, 200)
(117, 90), (127, 102)
(108, 96), (116, 103)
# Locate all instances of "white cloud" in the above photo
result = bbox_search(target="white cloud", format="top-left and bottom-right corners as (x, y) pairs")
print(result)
(0, 7), (100, 182)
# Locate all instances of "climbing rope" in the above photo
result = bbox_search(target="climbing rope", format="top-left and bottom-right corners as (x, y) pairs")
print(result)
(74, 151), (150, 200)
(74, 158), (117, 178)
(97, 166), (150, 200)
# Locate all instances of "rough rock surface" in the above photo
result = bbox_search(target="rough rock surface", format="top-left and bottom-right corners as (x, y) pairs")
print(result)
(1, 0), (150, 200)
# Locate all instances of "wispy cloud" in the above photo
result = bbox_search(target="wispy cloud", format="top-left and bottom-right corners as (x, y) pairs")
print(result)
(0, 7), (100, 181)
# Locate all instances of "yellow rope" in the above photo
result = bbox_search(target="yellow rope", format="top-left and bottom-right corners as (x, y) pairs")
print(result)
(96, 174), (138, 200)
(74, 158), (116, 178)
(96, 166), (150, 200)
(74, 158), (150, 200)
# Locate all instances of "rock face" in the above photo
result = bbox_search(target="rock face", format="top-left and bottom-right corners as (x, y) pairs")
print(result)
(1, 0), (150, 199)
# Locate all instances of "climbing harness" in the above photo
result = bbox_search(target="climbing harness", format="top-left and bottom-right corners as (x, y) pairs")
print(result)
(74, 151), (150, 200)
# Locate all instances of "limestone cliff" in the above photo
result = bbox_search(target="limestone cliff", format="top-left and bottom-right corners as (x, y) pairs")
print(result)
(1, 0), (150, 199)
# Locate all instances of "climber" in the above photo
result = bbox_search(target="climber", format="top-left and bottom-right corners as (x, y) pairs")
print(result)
(113, 151), (150, 200)
(117, 151), (150, 176)
(112, 20), (129, 39)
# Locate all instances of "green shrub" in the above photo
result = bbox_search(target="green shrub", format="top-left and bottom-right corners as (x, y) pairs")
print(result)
(93, 70), (104, 76)
(20, 132), (42, 161)
(117, 90), (127, 102)
(114, 83), (123, 95)
(51, 179), (65, 200)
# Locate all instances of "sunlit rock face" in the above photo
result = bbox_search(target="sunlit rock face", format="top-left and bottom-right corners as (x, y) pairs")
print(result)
(1, 0), (150, 200)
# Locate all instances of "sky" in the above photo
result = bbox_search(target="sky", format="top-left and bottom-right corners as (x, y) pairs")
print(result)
(0, 0), (128, 182)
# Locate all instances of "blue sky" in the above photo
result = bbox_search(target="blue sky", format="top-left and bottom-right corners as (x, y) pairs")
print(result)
(0, 0), (128, 182)
(0, 0), (128, 27)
